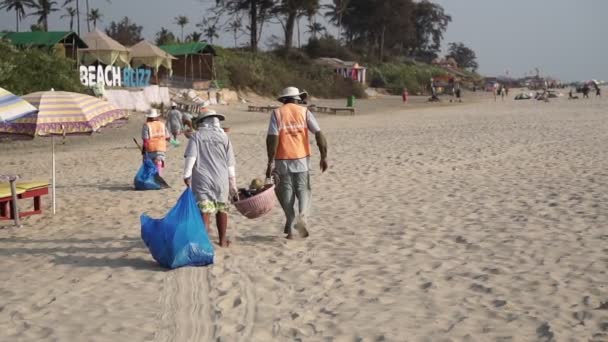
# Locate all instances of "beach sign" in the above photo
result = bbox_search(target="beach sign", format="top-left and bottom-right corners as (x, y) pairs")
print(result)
(79, 65), (151, 88)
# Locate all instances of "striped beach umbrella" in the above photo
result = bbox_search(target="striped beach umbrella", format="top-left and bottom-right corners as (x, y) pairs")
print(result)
(0, 91), (127, 136)
(0, 87), (38, 122)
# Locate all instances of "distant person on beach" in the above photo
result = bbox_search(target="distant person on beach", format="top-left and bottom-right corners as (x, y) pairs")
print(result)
(493, 83), (499, 101)
(142, 109), (171, 176)
(266, 86), (328, 239)
(595, 84), (601, 97)
(500, 86), (506, 101)
(454, 81), (462, 102)
(184, 110), (237, 248)
(166, 102), (183, 143)
(582, 84), (590, 98)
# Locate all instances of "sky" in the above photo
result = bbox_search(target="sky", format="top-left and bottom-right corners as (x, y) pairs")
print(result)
(1, 0), (606, 82)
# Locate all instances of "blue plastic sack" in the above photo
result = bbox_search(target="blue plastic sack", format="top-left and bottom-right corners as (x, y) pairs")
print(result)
(140, 188), (214, 269)
(134, 158), (162, 190)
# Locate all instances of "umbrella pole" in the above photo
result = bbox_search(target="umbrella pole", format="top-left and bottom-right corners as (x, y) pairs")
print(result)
(52, 136), (56, 215)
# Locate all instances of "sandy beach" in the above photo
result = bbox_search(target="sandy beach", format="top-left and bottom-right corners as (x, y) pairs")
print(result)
(1, 92), (607, 341)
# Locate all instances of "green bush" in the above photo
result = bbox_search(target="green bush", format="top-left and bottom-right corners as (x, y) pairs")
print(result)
(304, 36), (357, 61)
(368, 63), (446, 95)
(216, 48), (366, 99)
(0, 39), (84, 95)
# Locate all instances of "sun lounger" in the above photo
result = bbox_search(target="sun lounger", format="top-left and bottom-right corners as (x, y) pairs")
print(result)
(0, 181), (49, 220)
(315, 106), (356, 115)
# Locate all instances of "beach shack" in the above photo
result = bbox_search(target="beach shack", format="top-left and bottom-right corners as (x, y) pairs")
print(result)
(315, 57), (367, 84)
(0, 31), (87, 60)
(159, 42), (216, 88)
(130, 41), (176, 84)
(79, 29), (130, 67)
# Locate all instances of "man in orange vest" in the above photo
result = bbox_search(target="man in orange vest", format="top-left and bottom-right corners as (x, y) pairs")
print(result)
(266, 87), (328, 239)
(142, 109), (170, 176)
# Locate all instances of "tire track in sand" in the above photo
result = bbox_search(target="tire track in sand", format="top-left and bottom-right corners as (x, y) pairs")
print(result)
(155, 268), (213, 342)
(233, 255), (256, 342)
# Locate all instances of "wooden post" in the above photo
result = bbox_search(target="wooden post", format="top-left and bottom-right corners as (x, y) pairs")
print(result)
(52, 136), (56, 215)
(9, 178), (20, 227)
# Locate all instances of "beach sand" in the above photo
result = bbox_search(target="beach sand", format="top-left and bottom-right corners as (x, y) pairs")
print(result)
(1, 92), (607, 341)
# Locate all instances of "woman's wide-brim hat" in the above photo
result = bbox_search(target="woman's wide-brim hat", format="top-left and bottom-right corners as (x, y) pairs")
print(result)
(146, 109), (160, 118)
(194, 109), (225, 123)
(277, 86), (307, 101)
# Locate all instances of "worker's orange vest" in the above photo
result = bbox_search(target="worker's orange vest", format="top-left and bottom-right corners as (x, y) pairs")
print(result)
(275, 103), (311, 160)
(146, 121), (167, 152)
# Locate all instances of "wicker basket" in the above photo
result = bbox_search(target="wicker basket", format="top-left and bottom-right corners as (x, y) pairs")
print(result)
(233, 184), (277, 219)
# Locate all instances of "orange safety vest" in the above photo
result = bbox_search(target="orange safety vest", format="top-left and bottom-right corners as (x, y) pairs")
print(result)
(146, 121), (167, 152)
(274, 103), (311, 160)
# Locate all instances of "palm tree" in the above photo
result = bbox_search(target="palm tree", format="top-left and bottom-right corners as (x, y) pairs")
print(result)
(62, 0), (80, 34)
(187, 31), (202, 42)
(60, 6), (76, 30)
(30, 0), (59, 31)
(87, 7), (101, 29)
(225, 17), (243, 48)
(323, 0), (351, 41)
(203, 24), (218, 45)
(174, 15), (189, 42)
(306, 22), (325, 40)
(0, 0), (35, 32)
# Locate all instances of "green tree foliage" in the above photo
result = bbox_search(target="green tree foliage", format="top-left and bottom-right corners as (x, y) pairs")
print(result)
(155, 27), (177, 46)
(87, 7), (101, 29)
(105, 17), (143, 46)
(411, 0), (451, 62)
(446, 42), (478, 71)
(174, 15), (189, 42)
(187, 31), (202, 42)
(0, 39), (83, 95)
(337, 0), (449, 62)
(322, 0), (351, 41)
(0, 0), (35, 32)
(62, 0), (81, 35)
(214, 0), (274, 52)
(272, 0), (319, 50)
(29, 0), (59, 31)
(60, 6), (77, 31)
(304, 35), (355, 60)
(225, 17), (243, 48)
(203, 23), (219, 44)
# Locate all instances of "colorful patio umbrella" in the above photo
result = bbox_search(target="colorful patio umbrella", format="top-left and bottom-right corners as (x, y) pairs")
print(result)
(0, 87), (37, 122)
(0, 91), (127, 136)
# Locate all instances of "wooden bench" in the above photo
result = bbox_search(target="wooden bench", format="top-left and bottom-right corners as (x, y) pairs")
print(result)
(0, 181), (50, 221)
(315, 106), (356, 115)
(247, 105), (278, 113)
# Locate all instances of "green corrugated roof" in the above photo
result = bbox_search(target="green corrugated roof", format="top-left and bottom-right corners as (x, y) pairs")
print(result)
(2, 31), (87, 47)
(159, 42), (216, 56)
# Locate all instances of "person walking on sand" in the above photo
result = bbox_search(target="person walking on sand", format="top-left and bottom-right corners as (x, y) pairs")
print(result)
(142, 109), (170, 176)
(166, 102), (183, 144)
(183, 110), (237, 248)
(266, 87), (328, 239)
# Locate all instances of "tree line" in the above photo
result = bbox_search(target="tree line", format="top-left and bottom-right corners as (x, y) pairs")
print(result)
(1, 0), (478, 70)
(0, 0), (106, 33)
(212, 0), (452, 62)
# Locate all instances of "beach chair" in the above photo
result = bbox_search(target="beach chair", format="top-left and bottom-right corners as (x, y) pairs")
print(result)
(0, 181), (49, 220)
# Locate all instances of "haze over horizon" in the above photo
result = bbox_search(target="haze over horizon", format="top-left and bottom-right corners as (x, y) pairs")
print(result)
(1, 0), (606, 82)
